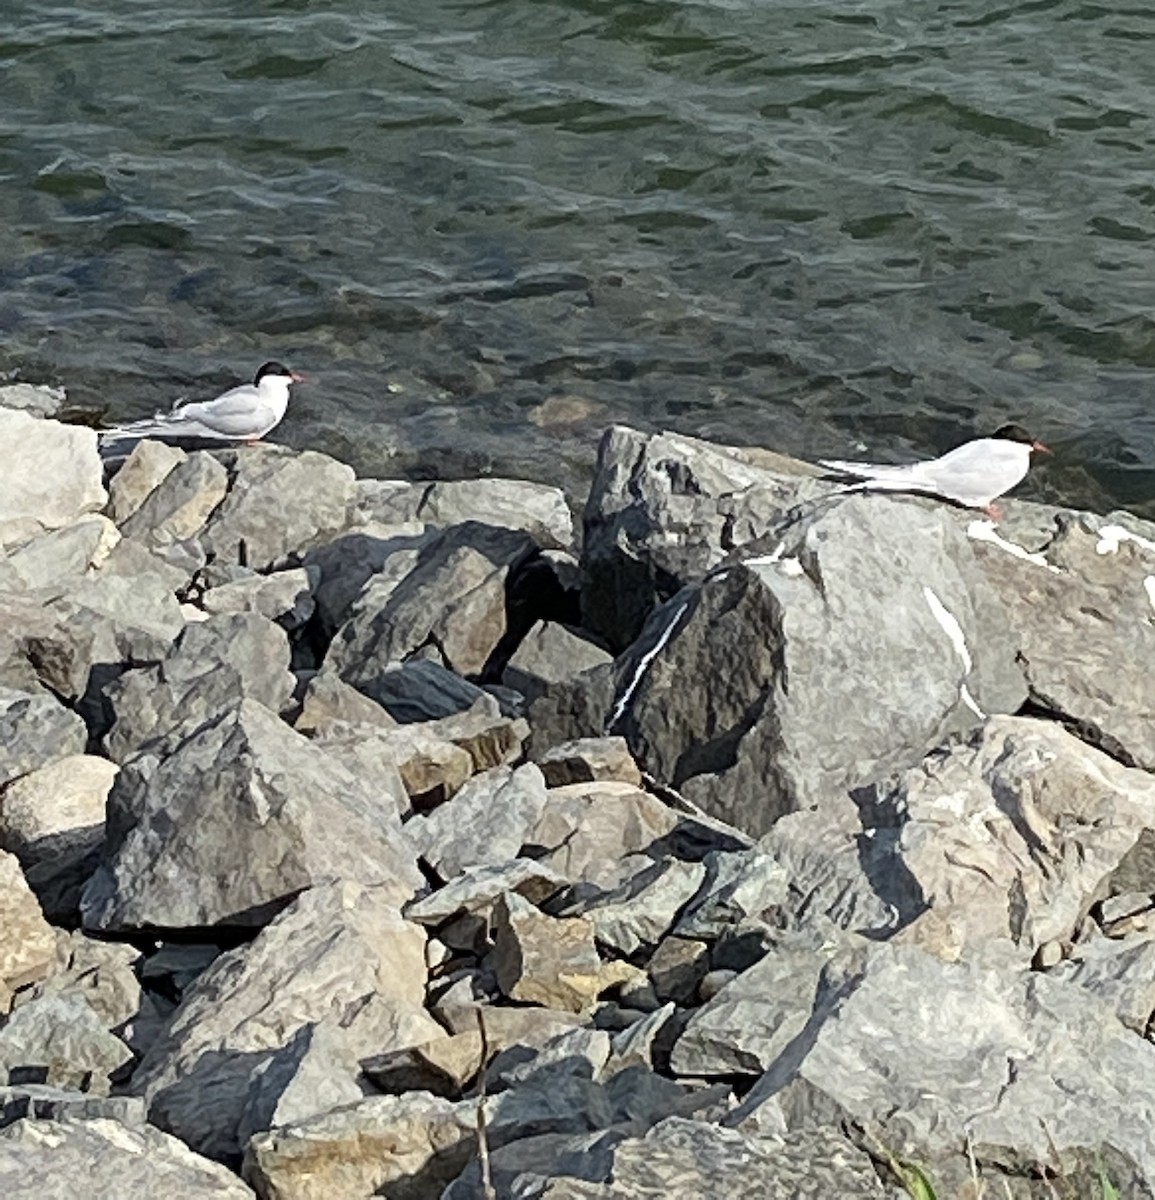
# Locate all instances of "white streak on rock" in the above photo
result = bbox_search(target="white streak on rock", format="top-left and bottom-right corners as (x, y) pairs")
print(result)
(922, 586), (972, 675)
(966, 520), (1057, 571)
(960, 683), (986, 720)
(608, 599), (690, 731)
(778, 557), (804, 577)
(743, 540), (787, 568)
(1097, 523), (1155, 557)
(1145, 576), (1155, 615)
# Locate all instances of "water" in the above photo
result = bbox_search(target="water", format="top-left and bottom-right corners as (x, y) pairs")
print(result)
(3, 0), (1155, 512)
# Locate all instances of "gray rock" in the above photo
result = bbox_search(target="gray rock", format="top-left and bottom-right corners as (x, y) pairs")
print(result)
(857, 715), (1155, 965)
(243, 1091), (477, 1200)
(508, 1118), (888, 1200)
(293, 669), (396, 735)
(236, 1022), (364, 1147)
(46, 568), (185, 667)
(492, 892), (602, 1014)
(409, 764), (549, 880)
(405, 859), (569, 927)
(17, 932), (141, 1034)
(0, 410), (105, 534)
(0, 517), (119, 592)
(731, 941), (1155, 1186)
(82, 700), (422, 934)
(201, 566), (317, 631)
(311, 719), (471, 812)
(0, 993), (131, 1094)
(0, 756), (115, 920)
(577, 858), (708, 957)
(1049, 932), (1155, 1035)
(327, 521), (539, 682)
(0, 852), (56, 1015)
(422, 701), (529, 774)
(673, 847), (791, 942)
(671, 931), (858, 1077)
(504, 621), (613, 703)
(133, 880), (440, 1162)
(974, 516), (1155, 769)
(0, 384), (65, 419)
(529, 781), (680, 889)
(104, 612), (296, 761)
(201, 446), (356, 570)
(0, 1084), (145, 1129)
(535, 736), (642, 788)
(0, 688), (87, 788)
(140, 943), (222, 1002)
(612, 495), (1025, 836)
(0, 594), (92, 697)
(526, 661), (618, 757)
(581, 425), (829, 650)
(120, 451), (228, 551)
(0, 1117), (255, 1198)
(357, 476), (574, 550)
(107, 439), (187, 524)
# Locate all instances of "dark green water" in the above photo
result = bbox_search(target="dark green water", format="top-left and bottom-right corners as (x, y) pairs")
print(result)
(3, 0), (1155, 510)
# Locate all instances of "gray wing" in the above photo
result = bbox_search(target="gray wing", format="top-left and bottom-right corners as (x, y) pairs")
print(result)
(176, 383), (271, 437)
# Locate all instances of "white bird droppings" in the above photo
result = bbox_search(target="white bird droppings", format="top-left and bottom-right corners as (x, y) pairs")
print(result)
(922, 586), (973, 674)
(1096, 523), (1155, 557)
(966, 520), (1057, 571)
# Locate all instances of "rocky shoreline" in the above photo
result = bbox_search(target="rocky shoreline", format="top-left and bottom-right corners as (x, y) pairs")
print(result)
(1, 384), (1155, 1197)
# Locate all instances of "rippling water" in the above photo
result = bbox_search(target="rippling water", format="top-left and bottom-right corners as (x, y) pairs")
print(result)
(3, 0), (1155, 511)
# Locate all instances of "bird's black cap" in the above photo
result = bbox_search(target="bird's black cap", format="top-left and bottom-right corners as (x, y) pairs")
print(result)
(254, 361), (295, 384)
(992, 424), (1035, 445)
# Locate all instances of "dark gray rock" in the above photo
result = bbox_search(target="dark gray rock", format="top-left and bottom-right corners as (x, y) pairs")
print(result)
(293, 668), (396, 735)
(345, 658), (502, 723)
(104, 612), (295, 761)
(0, 688), (87, 788)
(581, 425), (830, 650)
(304, 525), (431, 638)
(504, 621), (613, 703)
(327, 521), (539, 683)
(526, 662), (618, 756)
(201, 446), (356, 570)
(0, 1117), (255, 1198)
(611, 495), (1026, 836)
(82, 699), (422, 933)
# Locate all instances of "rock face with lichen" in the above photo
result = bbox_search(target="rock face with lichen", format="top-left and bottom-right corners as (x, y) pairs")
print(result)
(1, 407), (1154, 1199)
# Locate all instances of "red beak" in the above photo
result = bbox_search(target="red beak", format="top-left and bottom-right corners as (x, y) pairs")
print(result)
(1031, 439), (1050, 454)
(291, 371), (306, 384)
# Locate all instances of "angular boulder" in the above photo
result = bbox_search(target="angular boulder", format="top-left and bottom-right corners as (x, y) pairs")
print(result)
(612, 495), (1026, 836)
(0, 410), (105, 534)
(82, 700), (422, 933)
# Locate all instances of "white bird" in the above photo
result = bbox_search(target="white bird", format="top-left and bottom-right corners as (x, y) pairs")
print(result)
(820, 424), (1050, 519)
(100, 361), (302, 446)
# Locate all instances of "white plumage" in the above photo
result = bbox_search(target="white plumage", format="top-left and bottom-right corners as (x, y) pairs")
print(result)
(101, 361), (301, 445)
(820, 424), (1049, 514)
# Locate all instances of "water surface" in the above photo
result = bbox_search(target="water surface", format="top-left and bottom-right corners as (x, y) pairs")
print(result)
(3, 0), (1155, 510)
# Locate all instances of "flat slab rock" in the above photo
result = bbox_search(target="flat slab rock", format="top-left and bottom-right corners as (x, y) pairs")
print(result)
(0, 409), (105, 533)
